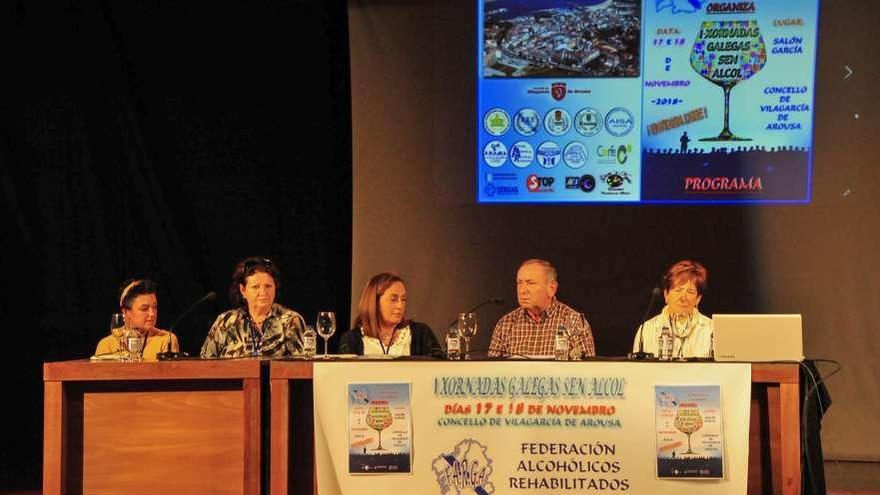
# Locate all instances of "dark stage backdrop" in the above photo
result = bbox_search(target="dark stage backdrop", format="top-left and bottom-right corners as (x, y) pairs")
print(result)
(349, 0), (880, 465)
(1, 1), (351, 489)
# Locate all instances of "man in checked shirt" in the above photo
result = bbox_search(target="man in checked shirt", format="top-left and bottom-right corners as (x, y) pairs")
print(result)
(488, 259), (595, 358)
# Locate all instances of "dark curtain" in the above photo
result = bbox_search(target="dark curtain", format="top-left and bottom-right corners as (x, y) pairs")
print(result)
(1, 1), (351, 488)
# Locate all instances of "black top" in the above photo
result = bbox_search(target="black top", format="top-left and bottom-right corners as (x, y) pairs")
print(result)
(338, 321), (441, 357)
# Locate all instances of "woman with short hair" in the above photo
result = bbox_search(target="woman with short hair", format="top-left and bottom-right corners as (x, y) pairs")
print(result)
(200, 257), (304, 358)
(632, 260), (713, 359)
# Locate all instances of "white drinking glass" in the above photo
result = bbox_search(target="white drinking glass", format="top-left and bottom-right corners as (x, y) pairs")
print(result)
(458, 312), (477, 359)
(316, 311), (336, 358)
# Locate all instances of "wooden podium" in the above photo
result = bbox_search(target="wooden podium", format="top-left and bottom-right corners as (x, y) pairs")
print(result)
(750, 363), (802, 495)
(269, 360), (315, 495)
(43, 359), (263, 495)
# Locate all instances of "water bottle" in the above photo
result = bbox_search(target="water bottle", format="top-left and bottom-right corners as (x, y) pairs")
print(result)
(302, 325), (317, 359)
(709, 331), (715, 360)
(554, 326), (569, 361)
(658, 325), (674, 361)
(446, 325), (461, 360)
(125, 328), (144, 362)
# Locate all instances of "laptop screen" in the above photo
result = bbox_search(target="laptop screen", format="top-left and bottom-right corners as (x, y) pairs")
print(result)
(712, 314), (804, 362)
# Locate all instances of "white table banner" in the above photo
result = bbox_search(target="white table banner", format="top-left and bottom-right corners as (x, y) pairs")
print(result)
(314, 361), (751, 495)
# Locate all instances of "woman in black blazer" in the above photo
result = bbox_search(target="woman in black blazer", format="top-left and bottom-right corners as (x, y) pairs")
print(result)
(338, 272), (440, 357)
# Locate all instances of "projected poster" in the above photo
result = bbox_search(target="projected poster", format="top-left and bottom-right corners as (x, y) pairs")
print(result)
(477, 0), (819, 203)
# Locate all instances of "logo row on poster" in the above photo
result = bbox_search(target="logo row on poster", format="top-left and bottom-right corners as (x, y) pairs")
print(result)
(484, 141), (633, 169)
(483, 171), (634, 198)
(483, 107), (635, 138)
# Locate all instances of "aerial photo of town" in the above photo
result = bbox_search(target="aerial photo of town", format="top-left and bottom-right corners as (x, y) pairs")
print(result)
(483, 0), (641, 78)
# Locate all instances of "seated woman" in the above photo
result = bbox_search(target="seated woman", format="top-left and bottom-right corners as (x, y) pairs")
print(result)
(339, 272), (439, 357)
(95, 279), (179, 360)
(632, 260), (713, 359)
(200, 257), (305, 358)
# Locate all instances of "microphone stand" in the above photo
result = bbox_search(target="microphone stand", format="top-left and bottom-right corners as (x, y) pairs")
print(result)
(446, 298), (504, 329)
(628, 287), (661, 361)
(443, 298), (505, 360)
(157, 292), (217, 361)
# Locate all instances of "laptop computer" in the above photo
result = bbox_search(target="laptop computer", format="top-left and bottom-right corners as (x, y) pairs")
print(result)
(712, 314), (804, 362)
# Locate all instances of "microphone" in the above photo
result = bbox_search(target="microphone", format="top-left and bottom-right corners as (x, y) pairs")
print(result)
(466, 297), (504, 313)
(157, 291), (217, 361)
(442, 298), (504, 360)
(447, 298), (504, 328)
(628, 287), (662, 361)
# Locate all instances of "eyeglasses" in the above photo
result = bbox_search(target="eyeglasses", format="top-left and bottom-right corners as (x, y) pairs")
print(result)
(670, 287), (698, 296)
(243, 258), (273, 270)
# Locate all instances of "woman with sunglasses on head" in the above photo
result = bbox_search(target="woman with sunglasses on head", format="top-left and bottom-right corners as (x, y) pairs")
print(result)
(339, 272), (440, 357)
(95, 279), (179, 360)
(632, 260), (714, 359)
(200, 257), (305, 358)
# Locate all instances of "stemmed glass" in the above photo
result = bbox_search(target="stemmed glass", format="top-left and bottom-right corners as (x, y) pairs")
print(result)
(690, 19), (767, 141)
(674, 404), (704, 455)
(316, 311), (336, 359)
(110, 313), (126, 359)
(457, 312), (477, 360)
(365, 401), (394, 450)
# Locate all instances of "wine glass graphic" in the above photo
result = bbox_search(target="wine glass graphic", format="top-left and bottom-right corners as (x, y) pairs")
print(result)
(674, 404), (705, 455)
(690, 20), (767, 141)
(365, 401), (394, 451)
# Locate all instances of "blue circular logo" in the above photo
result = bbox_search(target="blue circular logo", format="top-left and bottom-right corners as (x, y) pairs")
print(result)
(513, 108), (541, 136)
(563, 142), (589, 169)
(536, 141), (562, 169)
(510, 141), (535, 168)
(604, 107), (635, 137)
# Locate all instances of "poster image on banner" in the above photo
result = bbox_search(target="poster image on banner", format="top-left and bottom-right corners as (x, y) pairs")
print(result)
(348, 382), (413, 474)
(655, 385), (724, 479)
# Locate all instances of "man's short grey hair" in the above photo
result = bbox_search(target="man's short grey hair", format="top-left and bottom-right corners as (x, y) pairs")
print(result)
(519, 259), (557, 282)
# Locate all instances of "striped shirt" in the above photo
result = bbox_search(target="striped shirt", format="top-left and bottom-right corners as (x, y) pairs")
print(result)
(488, 299), (595, 358)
